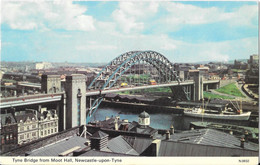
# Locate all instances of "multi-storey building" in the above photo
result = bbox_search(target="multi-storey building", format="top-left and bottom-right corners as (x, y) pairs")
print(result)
(16, 113), (38, 145)
(1, 113), (18, 151)
(38, 110), (59, 138)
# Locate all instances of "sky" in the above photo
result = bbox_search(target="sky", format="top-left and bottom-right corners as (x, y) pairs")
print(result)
(1, 0), (258, 63)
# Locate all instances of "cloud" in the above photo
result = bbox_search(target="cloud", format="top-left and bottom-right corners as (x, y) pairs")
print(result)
(2, 0), (95, 31)
(160, 2), (257, 30)
(112, 1), (159, 33)
(1, 1), (257, 64)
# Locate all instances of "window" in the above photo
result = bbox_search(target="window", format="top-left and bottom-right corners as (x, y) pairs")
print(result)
(20, 135), (24, 140)
(27, 126), (29, 130)
(44, 130), (47, 135)
(77, 96), (81, 126)
(32, 124), (36, 129)
(41, 131), (43, 136)
(1, 137), (4, 144)
(6, 135), (9, 141)
(55, 128), (57, 133)
(51, 129), (53, 133)
(48, 123), (50, 127)
(20, 126), (24, 131)
(10, 134), (13, 139)
(48, 130), (50, 134)
(32, 132), (36, 137)
(27, 133), (29, 138)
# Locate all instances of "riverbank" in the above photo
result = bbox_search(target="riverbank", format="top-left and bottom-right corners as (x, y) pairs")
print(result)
(100, 100), (184, 114)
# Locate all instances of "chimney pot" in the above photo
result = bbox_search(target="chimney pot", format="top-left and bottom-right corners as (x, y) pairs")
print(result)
(166, 130), (170, 140)
(170, 125), (174, 135)
(240, 137), (245, 148)
(244, 131), (249, 142)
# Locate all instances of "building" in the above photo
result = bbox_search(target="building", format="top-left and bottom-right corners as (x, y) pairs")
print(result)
(1, 113), (18, 152)
(89, 111), (158, 138)
(38, 109), (59, 138)
(35, 62), (52, 70)
(248, 54), (259, 69)
(234, 60), (248, 70)
(0, 108), (59, 148)
(16, 112), (38, 145)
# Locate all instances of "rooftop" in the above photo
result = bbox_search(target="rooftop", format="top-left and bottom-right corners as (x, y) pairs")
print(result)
(27, 136), (88, 156)
(168, 129), (258, 151)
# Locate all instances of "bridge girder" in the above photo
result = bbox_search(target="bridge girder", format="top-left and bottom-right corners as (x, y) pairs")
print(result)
(88, 50), (179, 90)
(86, 50), (190, 123)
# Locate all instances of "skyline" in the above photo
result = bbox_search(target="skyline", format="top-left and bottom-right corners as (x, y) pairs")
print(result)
(1, 1), (258, 63)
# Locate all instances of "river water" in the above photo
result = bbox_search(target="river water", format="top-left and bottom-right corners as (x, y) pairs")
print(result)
(90, 105), (250, 130)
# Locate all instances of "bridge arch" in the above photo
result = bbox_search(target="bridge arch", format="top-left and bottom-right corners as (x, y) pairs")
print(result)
(88, 50), (180, 90)
(86, 50), (189, 123)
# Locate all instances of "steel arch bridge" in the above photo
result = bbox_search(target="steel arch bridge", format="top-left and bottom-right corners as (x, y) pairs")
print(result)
(86, 50), (189, 123)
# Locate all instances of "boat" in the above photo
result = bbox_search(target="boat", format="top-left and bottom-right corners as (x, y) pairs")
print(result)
(184, 107), (251, 121)
(190, 121), (258, 143)
(184, 99), (251, 121)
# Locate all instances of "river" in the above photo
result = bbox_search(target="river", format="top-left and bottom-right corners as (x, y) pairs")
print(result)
(90, 105), (250, 130)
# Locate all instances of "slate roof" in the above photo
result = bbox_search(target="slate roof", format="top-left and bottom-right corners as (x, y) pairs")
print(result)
(15, 113), (37, 123)
(91, 131), (109, 139)
(158, 140), (258, 156)
(107, 136), (139, 156)
(27, 136), (88, 156)
(79, 150), (135, 157)
(123, 136), (153, 154)
(168, 129), (258, 151)
(129, 121), (158, 135)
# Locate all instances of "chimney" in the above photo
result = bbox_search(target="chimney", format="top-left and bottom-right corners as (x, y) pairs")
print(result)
(240, 137), (245, 148)
(170, 125), (174, 135)
(90, 131), (109, 151)
(151, 139), (161, 156)
(114, 119), (118, 131)
(244, 131), (249, 142)
(166, 131), (170, 140)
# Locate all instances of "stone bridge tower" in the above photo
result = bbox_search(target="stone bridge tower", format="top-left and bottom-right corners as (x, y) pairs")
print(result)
(65, 74), (86, 129)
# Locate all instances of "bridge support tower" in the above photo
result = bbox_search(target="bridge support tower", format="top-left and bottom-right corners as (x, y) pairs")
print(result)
(193, 71), (203, 101)
(41, 75), (61, 94)
(65, 74), (86, 129)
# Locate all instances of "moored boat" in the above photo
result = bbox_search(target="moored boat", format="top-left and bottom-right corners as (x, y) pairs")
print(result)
(184, 107), (251, 121)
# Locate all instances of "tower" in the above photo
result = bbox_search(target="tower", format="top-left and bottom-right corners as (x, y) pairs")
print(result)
(41, 75), (61, 94)
(65, 74), (86, 129)
(193, 71), (203, 101)
(138, 111), (150, 127)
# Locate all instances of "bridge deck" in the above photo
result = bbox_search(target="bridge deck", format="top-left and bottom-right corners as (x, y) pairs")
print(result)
(0, 92), (64, 108)
(86, 80), (219, 96)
